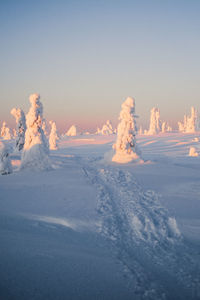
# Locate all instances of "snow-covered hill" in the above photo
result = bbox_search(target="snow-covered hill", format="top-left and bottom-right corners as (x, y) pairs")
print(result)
(0, 132), (200, 299)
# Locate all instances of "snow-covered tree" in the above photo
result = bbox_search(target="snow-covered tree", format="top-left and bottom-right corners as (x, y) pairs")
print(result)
(112, 97), (142, 163)
(148, 107), (161, 135)
(1, 122), (6, 137)
(13, 129), (17, 138)
(21, 93), (50, 170)
(0, 141), (13, 175)
(66, 125), (77, 136)
(1, 122), (12, 140)
(49, 121), (59, 150)
(4, 127), (12, 140)
(11, 108), (26, 151)
(161, 122), (172, 133)
(101, 120), (114, 135)
(189, 147), (198, 157)
(42, 119), (48, 136)
(96, 127), (101, 135)
(178, 107), (199, 133)
(138, 126), (143, 135)
(161, 122), (167, 133)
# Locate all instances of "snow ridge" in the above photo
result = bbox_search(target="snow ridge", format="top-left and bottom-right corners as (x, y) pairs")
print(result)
(82, 163), (200, 299)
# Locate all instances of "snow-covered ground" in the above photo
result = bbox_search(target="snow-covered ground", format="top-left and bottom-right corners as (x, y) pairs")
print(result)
(0, 133), (200, 299)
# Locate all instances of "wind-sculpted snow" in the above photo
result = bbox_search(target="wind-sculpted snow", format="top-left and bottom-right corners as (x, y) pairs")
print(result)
(82, 163), (200, 299)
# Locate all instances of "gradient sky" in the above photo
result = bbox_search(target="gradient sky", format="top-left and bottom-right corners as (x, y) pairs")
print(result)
(0, 0), (200, 132)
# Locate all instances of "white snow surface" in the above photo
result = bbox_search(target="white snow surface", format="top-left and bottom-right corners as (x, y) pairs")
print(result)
(0, 132), (200, 299)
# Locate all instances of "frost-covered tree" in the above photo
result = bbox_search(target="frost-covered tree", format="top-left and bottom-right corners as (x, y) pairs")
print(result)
(178, 107), (199, 133)
(11, 108), (26, 151)
(21, 93), (50, 170)
(0, 141), (13, 175)
(49, 121), (59, 150)
(1, 122), (6, 137)
(42, 119), (48, 136)
(66, 125), (77, 136)
(138, 126), (143, 135)
(4, 127), (12, 140)
(101, 120), (114, 135)
(13, 129), (17, 138)
(161, 122), (167, 133)
(161, 122), (172, 133)
(189, 147), (198, 157)
(96, 127), (101, 135)
(1, 122), (12, 140)
(148, 107), (161, 135)
(112, 97), (142, 163)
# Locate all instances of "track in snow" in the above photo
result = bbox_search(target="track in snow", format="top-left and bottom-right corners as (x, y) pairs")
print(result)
(82, 161), (200, 300)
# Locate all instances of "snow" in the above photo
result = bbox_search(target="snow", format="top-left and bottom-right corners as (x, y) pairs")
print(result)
(49, 121), (59, 150)
(99, 120), (114, 135)
(0, 132), (200, 299)
(112, 97), (142, 163)
(178, 106), (199, 133)
(189, 146), (199, 157)
(21, 94), (50, 171)
(11, 107), (26, 151)
(0, 141), (13, 174)
(66, 125), (77, 136)
(148, 107), (161, 135)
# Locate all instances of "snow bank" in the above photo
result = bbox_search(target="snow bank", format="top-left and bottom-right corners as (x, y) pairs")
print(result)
(112, 97), (142, 163)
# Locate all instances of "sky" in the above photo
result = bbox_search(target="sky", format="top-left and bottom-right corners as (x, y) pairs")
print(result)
(0, 0), (200, 132)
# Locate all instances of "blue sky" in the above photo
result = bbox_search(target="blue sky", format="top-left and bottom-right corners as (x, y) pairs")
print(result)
(0, 0), (200, 132)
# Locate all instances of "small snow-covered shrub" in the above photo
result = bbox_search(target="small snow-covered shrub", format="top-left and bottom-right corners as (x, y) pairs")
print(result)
(0, 141), (13, 175)
(112, 97), (142, 163)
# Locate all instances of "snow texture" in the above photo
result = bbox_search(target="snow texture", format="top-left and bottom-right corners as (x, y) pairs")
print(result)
(0, 141), (12, 175)
(112, 97), (142, 163)
(11, 108), (26, 151)
(21, 94), (51, 171)
(82, 160), (200, 300)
